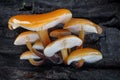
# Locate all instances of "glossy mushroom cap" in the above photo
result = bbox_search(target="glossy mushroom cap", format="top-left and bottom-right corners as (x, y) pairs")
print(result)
(44, 35), (83, 57)
(64, 18), (102, 34)
(33, 40), (44, 50)
(14, 31), (39, 45)
(20, 51), (40, 59)
(8, 9), (72, 31)
(50, 29), (71, 38)
(67, 48), (103, 65)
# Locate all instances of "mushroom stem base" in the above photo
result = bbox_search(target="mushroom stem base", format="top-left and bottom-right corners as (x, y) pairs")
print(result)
(77, 30), (85, 49)
(29, 58), (44, 66)
(48, 54), (63, 64)
(76, 59), (84, 68)
(37, 30), (51, 47)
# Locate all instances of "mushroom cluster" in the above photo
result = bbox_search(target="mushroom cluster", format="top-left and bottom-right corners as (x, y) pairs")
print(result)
(8, 9), (103, 68)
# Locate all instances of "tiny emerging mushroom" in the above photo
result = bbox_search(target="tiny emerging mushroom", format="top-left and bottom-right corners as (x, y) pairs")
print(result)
(44, 35), (83, 63)
(20, 51), (44, 66)
(67, 48), (103, 68)
(32, 40), (44, 50)
(8, 9), (72, 47)
(14, 31), (45, 58)
(64, 18), (103, 48)
(50, 29), (71, 38)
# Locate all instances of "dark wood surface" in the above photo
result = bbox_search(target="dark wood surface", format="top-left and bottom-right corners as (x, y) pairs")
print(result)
(0, 0), (120, 80)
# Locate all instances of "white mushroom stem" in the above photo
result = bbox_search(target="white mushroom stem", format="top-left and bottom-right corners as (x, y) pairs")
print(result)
(26, 42), (34, 53)
(58, 35), (69, 63)
(37, 30), (51, 47)
(61, 48), (68, 63)
(78, 29), (85, 49)
(75, 59), (84, 68)
(79, 29), (85, 41)
(26, 42), (45, 59)
(28, 58), (44, 66)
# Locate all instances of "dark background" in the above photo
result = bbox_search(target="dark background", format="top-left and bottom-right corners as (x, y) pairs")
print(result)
(0, 0), (120, 80)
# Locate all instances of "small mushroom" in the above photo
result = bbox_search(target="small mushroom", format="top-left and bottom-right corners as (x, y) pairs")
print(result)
(44, 35), (83, 63)
(8, 9), (72, 47)
(20, 51), (40, 59)
(20, 51), (44, 66)
(14, 31), (39, 45)
(14, 31), (44, 58)
(64, 18), (102, 48)
(67, 48), (103, 68)
(32, 40), (44, 50)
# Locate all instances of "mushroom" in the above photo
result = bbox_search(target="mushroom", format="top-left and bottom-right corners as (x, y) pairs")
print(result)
(14, 31), (45, 58)
(50, 29), (71, 59)
(8, 9), (72, 47)
(20, 51), (40, 59)
(14, 31), (39, 45)
(44, 35), (83, 63)
(32, 40), (44, 50)
(64, 18), (102, 48)
(20, 51), (44, 66)
(67, 48), (103, 68)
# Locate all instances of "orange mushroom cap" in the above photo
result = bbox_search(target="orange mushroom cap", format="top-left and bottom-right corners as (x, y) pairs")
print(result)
(8, 9), (72, 31)
(64, 18), (102, 34)
(67, 48), (103, 65)
(50, 29), (71, 38)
